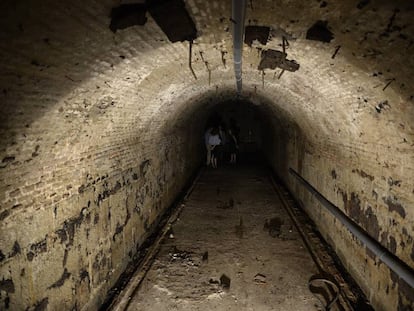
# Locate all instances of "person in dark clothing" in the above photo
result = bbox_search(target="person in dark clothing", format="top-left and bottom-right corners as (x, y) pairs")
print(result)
(228, 128), (238, 164)
(230, 118), (240, 141)
(208, 127), (221, 168)
(204, 126), (213, 166)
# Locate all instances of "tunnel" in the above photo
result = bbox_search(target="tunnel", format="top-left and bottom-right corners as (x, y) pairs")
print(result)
(0, 0), (413, 310)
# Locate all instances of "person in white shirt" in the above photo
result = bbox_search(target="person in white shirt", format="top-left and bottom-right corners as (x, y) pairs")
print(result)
(208, 127), (221, 168)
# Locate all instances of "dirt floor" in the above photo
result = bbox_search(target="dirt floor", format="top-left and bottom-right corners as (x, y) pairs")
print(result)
(123, 163), (327, 311)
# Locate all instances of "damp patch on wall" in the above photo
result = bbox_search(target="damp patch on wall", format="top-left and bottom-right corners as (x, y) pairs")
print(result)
(244, 26), (270, 46)
(148, 0), (197, 42)
(258, 49), (300, 72)
(110, 3), (147, 32)
(306, 20), (334, 43)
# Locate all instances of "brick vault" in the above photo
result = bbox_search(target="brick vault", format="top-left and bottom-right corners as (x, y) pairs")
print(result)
(0, 0), (413, 310)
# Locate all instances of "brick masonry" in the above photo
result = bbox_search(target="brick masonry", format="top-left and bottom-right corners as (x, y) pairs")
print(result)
(0, 0), (413, 310)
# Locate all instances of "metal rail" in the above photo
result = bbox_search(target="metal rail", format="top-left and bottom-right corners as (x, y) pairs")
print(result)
(270, 175), (352, 311)
(289, 168), (414, 289)
(107, 169), (204, 311)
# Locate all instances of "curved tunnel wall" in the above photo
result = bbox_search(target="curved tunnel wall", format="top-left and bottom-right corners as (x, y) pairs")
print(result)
(0, 0), (413, 310)
(259, 88), (414, 310)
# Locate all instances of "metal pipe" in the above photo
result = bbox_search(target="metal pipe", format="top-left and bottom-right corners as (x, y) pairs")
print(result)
(289, 168), (414, 289)
(232, 0), (247, 93)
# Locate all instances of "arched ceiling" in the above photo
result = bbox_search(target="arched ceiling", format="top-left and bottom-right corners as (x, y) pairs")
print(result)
(0, 3), (413, 310)
(0, 0), (413, 175)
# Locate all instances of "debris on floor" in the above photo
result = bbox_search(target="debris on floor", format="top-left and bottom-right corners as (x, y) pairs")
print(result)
(234, 216), (244, 238)
(264, 216), (283, 237)
(209, 278), (220, 284)
(253, 273), (267, 284)
(168, 246), (196, 266)
(220, 274), (231, 290)
(217, 198), (234, 209)
(202, 251), (208, 262)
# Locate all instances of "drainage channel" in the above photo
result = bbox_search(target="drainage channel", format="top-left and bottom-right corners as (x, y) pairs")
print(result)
(101, 168), (204, 311)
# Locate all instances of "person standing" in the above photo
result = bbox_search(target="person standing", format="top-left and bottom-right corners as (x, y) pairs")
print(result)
(208, 127), (221, 168)
(204, 127), (213, 166)
(218, 124), (227, 163)
(228, 128), (239, 164)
